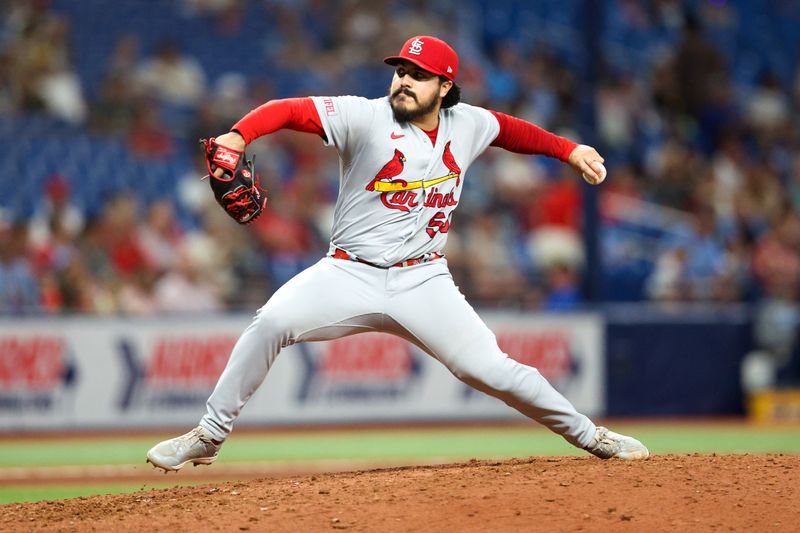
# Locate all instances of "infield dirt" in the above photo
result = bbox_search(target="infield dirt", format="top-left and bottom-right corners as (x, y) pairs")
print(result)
(1, 454), (797, 532)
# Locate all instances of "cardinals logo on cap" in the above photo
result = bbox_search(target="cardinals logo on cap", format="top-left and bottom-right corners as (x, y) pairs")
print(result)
(385, 35), (459, 81)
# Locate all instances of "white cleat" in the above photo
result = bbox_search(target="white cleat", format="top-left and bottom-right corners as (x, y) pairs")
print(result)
(584, 426), (649, 460)
(146, 426), (221, 472)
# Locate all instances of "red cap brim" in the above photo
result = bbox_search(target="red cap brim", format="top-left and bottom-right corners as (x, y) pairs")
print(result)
(384, 56), (453, 80)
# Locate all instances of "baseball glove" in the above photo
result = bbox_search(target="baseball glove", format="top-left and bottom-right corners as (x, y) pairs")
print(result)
(200, 138), (267, 224)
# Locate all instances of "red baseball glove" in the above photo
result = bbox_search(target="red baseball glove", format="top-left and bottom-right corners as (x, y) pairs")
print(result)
(200, 138), (267, 224)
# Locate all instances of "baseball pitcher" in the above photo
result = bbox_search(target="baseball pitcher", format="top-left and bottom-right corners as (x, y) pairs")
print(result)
(147, 36), (647, 471)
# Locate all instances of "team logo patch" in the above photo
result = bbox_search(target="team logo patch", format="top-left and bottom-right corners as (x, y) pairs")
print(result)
(365, 141), (462, 214)
(366, 148), (406, 193)
(408, 38), (424, 55)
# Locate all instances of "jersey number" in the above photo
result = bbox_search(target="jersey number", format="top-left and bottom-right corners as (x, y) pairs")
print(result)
(426, 211), (451, 238)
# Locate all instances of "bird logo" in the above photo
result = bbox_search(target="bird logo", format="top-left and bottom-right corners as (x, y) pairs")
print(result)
(366, 149), (407, 192)
(366, 143), (462, 193)
(441, 141), (461, 186)
(366, 142), (463, 212)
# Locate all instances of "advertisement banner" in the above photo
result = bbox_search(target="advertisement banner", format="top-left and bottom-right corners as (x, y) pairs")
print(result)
(0, 313), (604, 431)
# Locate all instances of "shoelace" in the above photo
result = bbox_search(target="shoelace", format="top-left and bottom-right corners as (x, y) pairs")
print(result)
(190, 428), (208, 443)
(191, 428), (222, 448)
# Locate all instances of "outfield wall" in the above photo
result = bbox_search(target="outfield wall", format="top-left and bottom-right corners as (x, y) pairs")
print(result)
(3, 305), (792, 431)
(0, 313), (604, 432)
(604, 305), (753, 417)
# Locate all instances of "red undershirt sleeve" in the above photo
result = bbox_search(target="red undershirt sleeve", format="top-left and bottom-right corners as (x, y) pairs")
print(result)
(489, 110), (577, 162)
(231, 98), (325, 144)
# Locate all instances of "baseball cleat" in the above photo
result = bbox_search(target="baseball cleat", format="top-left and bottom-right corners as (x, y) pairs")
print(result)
(584, 426), (649, 460)
(146, 426), (222, 472)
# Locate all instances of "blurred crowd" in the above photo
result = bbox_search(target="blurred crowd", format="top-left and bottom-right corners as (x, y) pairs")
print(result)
(2, 0), (800, 315)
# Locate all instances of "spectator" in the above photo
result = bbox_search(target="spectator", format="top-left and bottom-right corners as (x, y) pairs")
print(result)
(649, 138), (702, 210)
(542, 262), (581, 311)
(106, 33), (141, 80)
(647, 204), (728, 301)
(486, 42), (522, 106)
(752, 208), (800, 300)
(518, 51), (560, 129)
(0, 221), (39, 314)
(154, 243), (223, 313)
(118, 266), (159, 316)
(673, 11), (728, 120)
(89, 73), (138, 135)
(461, 209), (531, 307)
(523, 166), (582, 231)
(135, 40), (206, 107)
(646, 246), (690, 301)
(710, 134), (747, 225)
(29, 20), (86, 124)
(11, 12), (87, 124)
(57, 254), (116, 314)
(127, 99), (175, 158)
(596, 74), (644, 151)
(735, 164), (783, 239)
(100, 194), (149, 280)
(137, 200), (183, 273)
(746, 70), (790, 138)
(28, 174), (85, 250)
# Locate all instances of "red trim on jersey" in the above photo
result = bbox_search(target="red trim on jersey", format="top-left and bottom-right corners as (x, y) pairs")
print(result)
(422, 125), (439, 146)
(232, 98), (325, 143)
(489, 110), (577, 162)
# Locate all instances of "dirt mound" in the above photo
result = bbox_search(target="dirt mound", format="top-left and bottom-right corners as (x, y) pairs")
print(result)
(2, 454), (797, 532)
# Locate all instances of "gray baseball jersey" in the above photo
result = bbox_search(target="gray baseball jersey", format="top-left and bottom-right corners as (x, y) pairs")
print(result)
(311, 96), (499, 266)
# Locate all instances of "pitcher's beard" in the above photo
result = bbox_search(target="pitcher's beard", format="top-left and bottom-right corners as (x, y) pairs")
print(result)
(390, 89), (438, 123)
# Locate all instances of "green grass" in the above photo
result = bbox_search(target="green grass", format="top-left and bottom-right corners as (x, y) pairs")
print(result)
(0, 437), (161, 468)
(222, 424), (800, 461)
(627, 425), (800, 454)
(3, 424), (799, 469)
(0, 482), (205, 505)
(1, 423), (798, 504)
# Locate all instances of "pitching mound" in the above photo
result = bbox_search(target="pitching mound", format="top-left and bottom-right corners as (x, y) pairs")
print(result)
(2, 454), (797, 532)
